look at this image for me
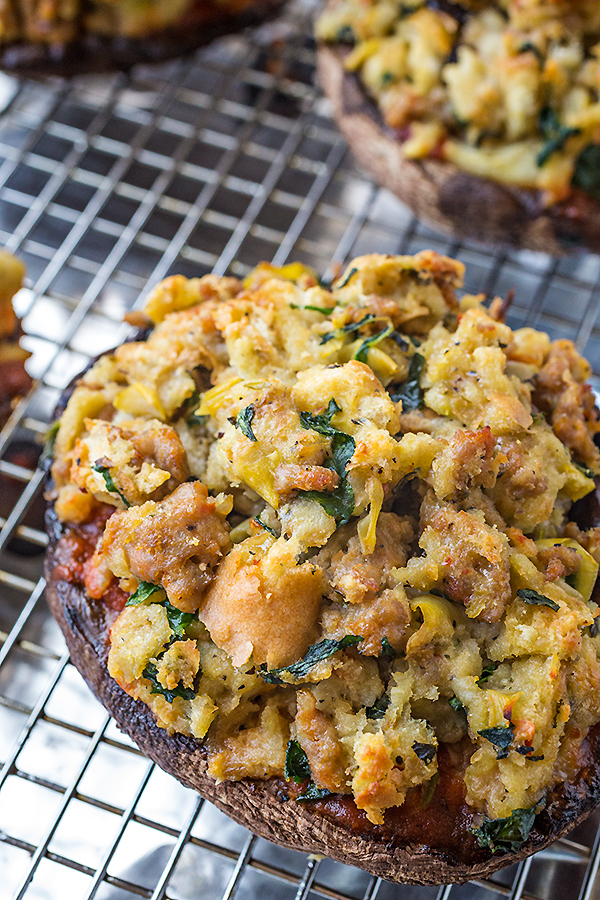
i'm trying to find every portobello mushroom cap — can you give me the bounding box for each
[0,0,286,76]
[317,43,600,256]
[43,371,600,885]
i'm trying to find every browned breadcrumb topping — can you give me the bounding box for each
[51,253,600,831]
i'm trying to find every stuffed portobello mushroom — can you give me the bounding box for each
[45,252,600,883]
[0,0,286,75]
[316,0,600,254]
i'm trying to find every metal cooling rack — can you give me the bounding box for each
[2,1,600,898]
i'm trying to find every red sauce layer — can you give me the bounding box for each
[53,505,127,612]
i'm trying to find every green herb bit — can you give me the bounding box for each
[515,746,544,761]
[125,581,163,606]
[334,265,358,288]
[260,635,362,684]
[299,398,356,524]
[449,696,465,712]
[291,303,335,315]
[518,41,543,63]
[380,71,395,86]
[320,313,375,345]
[389,353,425,411]
[285,739,312,783]
[537,106,580,168]
[412,742,436,765]
[471,806,536,853]
[91,463,131,507]
[355,324,394,363]
[235,405,257,442]
[297,783,333,802]
[516,588,560,612]
[477,661,500,686]
[163,600,198,638]
[422,771,439,809]
[573,460,595,479]
[255,514,278,537]
[478,724,514,759]
[142,661,195,703]
[366,695,390,720]
[42,420,60,462]
[380,637,397,658]
[573,143,600,202]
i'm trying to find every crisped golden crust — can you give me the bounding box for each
[44,501,600,885]
[317,43,600,254]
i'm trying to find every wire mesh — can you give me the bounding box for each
[1,2,600,898]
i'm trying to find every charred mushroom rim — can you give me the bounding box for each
[316,0,600,253]
[45,253,600,883]
[0,0,285,74]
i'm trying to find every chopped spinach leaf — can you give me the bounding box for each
[537,107,580,167]
[335,265,358,287]
[255,514,277,537]
[422,771,439,809]
[163,600,197,638]
[380,637,397,658]
[389,353,425,411]
[125,581,162,607]
[412,742,436,765]
[42,420,60,463]
[285,740,312,783]
[366,695,390,720]
[355,324,394,363]
[126,585,196,637]
[235,405,257,442]
[515,746,544,761]
[299,398,356,524]
[297,783,333,802]
[518,41,543,63]
[471,806,536,853]
[260,635,362,684]
[516,588,560,612]
[91,463,131,507]
[449,696,465,712]
[320,313,375,345]
[142,661,195,703]
[291,303,335,315]
[477,661,500,686]
[572,143,600,202]
[574,460,595,479]
[478,724,514,759]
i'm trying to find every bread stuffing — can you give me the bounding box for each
[46,252,600,875]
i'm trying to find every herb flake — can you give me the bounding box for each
[477,661,500,686]
[355,324,394,363]
[142,661,195,703]
[573,143,600,202]
[412,742,436,765]
[471,806,536,853]
[298,399,356,524]
[366,695,390,720]
[125,581,162,606]
[478,724,514,759]
[92,463,131,507]
[236,405,257,442]
[537,107,580,168]
[260,635,362,684]
[516,588,560,612]
[389,353,425,411]
[285,740,312,783]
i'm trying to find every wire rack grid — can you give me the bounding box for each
[1,2,600,899]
